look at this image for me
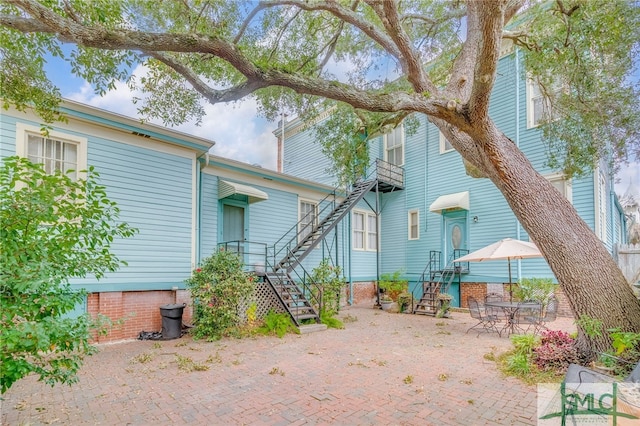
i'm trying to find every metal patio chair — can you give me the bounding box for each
[466,296,500,336]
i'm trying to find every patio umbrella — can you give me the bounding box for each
[453,238,543,302]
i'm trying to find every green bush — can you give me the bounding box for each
[514,277,556,307]
[186,249,256,340]
[0,157,136,393]
[378,270,407,302]
[258,310,296,338]
[310,259,344,315]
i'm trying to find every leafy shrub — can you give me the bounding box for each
[503,334,539,376]
[320,311,344,329]
[574,315,604,339]
[514,277,556,306]
[533,330,578,372]
[310,259,345,315]
[378,270,407,302]
[259,310,295,338]
[185,249,255,340]
[0,157,136,393]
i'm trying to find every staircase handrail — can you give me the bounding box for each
[264,250,322,324]
[272,158,403,266]
[271,187,339,266]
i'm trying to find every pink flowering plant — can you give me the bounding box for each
[533,330,579,373]
[186,249,255,340]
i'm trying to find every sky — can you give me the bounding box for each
[44,48,639,198]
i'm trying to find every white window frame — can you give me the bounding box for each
[352,209,377,252]
[408,209,420,240]
[366,213,378,251]
[16,123,88,180]
[596,170,608,242]
[527,79,562,129]
[384,124,404,166]
[298,199,318,241]
[439,131,454,154]
[545,172,572,204]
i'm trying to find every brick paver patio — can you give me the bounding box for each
[1,304,575,425]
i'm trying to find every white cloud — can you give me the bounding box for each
[616,163,640,196]
[64,65,278,170]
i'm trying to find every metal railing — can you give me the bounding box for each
[217,240,268,274]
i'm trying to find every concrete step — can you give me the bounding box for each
[297,323,327,334]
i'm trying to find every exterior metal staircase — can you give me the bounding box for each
[414,250,468,315]
[276,179,377,272]
[262,270,320,325]
[265,159,404,326]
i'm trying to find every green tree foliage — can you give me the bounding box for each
[0,157,137,393]
[185,249,256,340]
[515,0,640,176]
[310,259,345,320]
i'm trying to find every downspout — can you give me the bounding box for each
[348,210,353,305]
[195,152,207,266]
[514,48,524,283]
[376,180,381,307]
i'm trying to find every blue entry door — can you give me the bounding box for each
[223,204,245,253]
[443,213,467,307]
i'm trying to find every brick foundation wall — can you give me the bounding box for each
[348,281,376,305]
[87,290,193,343]
[458,282,573,318]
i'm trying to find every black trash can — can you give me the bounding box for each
[159,303,186,339]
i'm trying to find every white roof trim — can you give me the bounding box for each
[429,191,470,213]
[219,180,268,204]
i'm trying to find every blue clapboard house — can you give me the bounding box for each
[1,41,627,340]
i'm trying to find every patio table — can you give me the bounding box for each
[485,301,541,337]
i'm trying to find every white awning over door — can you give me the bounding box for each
[429,191,469,213]
[218,180,268,204]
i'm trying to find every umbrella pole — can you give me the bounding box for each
[508,258,513,302]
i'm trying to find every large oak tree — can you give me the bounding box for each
[1,0,639,356]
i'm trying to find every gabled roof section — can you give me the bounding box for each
[59,99,215,155]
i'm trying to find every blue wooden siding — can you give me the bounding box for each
[0,114,18,159]
[72,138,194,290]
[283,124,337,186]
[199,173,219,258]
[1,113,196,291]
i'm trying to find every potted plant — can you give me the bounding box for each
[397,292,412,313]
[436,293,453,318]
[377,270,408,303]
[380,294,394,311]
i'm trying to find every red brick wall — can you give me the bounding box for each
[87,290,193,343]
[348,281,376,305]
[460,283,488,308]
[458,283,573,317]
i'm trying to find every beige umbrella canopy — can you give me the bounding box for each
[454,238,543,301]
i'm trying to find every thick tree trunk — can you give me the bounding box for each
[464,122,640,358]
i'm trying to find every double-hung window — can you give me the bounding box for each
[299,200,317,240]
[16,123,87,180]
[527,80,561,128]
[353,210,377,251]
[545,172,572,203]
[408,209,419,240]
[384,125,404,166]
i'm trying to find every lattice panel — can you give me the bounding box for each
[237,281,285,323]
